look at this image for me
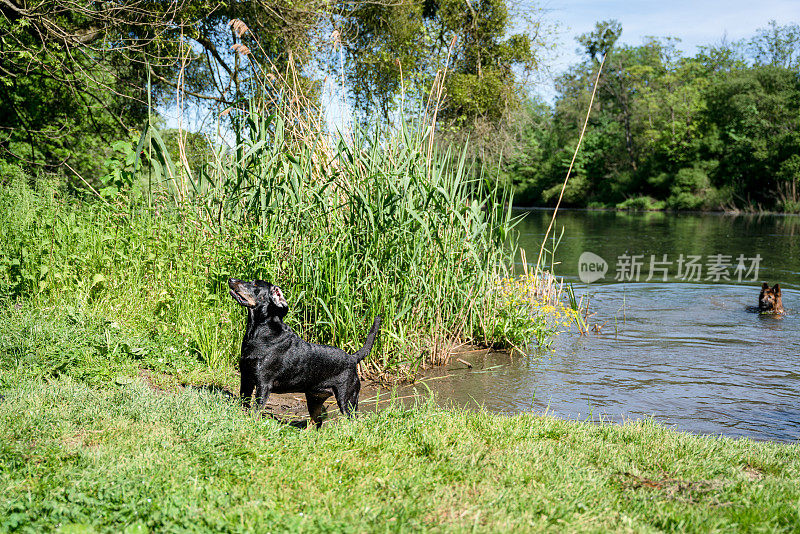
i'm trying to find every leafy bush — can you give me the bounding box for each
[616,196,666,211]
[666,167,716,210]
[542,174,590,205]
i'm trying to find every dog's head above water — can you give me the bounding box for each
[228,279,289,318]
[759,282,784,314]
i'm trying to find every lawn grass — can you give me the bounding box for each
[2,292,799,532]
[2,300,799,533]
[2,374,799,533]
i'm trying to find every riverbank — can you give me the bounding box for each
[512,205,800,216]
[2,375,799,532]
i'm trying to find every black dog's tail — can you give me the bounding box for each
[353,316,382,362]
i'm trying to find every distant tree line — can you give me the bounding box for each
[502,20,800,212]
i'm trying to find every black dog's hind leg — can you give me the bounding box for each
[347,379,361,415]
[334,378,361,418]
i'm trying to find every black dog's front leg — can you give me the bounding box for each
[306,391,332,428]
[240,360,270,411]
[240,362,256,408]
[253,382,272,412]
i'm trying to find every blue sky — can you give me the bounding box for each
[538,0,800,89]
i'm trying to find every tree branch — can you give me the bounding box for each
[149,68,234,104]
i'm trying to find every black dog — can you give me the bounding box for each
[228,279,381,426]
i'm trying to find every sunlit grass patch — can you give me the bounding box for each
[1,377,798,532]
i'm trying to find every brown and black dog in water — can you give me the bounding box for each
[758,282,784,314]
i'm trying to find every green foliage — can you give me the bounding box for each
[0,4,149,181]
[577,19,622,62]
[1,0,552,197]
[777,154,800,212]
[748,20,800,69]
[504,21,800,212]
[616,196,666,211]
[0,0,320,188]
[339,0,547,127]
[0,172,247,371]
[337,1,427,120]
[98,140,138,199]
[494,99,553,204]
[703,65,800,207]
[666,167,713,210]
[542,174,590,206]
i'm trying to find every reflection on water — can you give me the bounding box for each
[522,209,800,290]
[399,211,800,442]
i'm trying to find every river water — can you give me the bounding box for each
[403,210,800,442]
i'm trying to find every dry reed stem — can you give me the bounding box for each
[63,162,109,204]
[536,52,607,269]
[426,35,458,175]
[175,32,195,193]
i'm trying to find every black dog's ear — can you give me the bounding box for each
[773,283,781,295]
[762,282,769,290]
[270,285,288,308]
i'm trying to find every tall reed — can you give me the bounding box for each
[189,109,534,373]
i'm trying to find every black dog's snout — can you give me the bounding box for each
[228,278,257,308]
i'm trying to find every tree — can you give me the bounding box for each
[576,19,621,63]
[0,0,156,177]
[0,0,327,181]
[337,0,547,128]
[703,65,800,206]
[748,20,800,70]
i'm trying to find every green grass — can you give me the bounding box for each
[0,299,222,391]
[2,295,798,533]
[2,376,798,533]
